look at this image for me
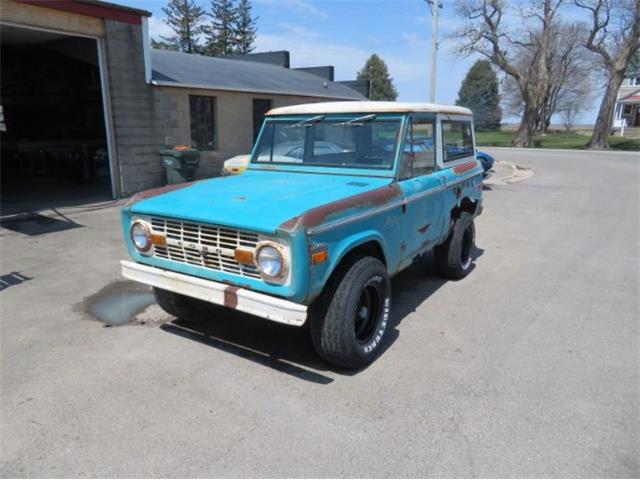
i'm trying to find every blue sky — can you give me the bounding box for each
[120,0,599,124]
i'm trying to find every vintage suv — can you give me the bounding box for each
[121,101,483,369]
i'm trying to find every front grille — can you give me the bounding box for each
[150,217,261,279]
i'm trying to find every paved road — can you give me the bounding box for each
[1,149,638,477]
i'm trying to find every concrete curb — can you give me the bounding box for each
[479,146,640,155]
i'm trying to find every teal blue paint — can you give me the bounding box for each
[128,170,391,234]
[121,110,483,307]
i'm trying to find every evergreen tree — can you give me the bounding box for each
[155,0,206,54]
[456,60,501,131]
[234,0,257,54]
[357,54,398,101]
[205,0,238,56]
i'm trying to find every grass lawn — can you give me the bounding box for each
[475,130,640,151]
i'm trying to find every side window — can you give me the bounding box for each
[398,118,436,179]
[442,120,474,162]
[411,119,435,176]
[189,95,216,150]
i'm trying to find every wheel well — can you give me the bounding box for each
[451,197,477,219]
[329,240,387,280]
[314,240,387,305]
[341,240,386,266]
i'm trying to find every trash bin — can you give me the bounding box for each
[159,145,200,184]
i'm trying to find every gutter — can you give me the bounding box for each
[150,80,365,101]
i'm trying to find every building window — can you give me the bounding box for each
[253,99,272,142]
[623,105,633,115]
[442,120,474,162]
[189,95,215,150]
[630,77,640,86]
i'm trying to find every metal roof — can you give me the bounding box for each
[150,50,366,100]
[268,101,473,116]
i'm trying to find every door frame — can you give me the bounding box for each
[0,21,119,199]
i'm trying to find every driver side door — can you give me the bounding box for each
[397,115,446,262]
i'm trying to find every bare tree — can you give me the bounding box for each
[560,94,585,129]
[575,0,640,148]
[505,22,596,132]
[455,0,565,146]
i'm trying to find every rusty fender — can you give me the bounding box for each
[278,183,403,233]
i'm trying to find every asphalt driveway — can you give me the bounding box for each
[1,148,638,477]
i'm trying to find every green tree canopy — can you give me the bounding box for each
[456,60,502,131]
[155,0,206,54]
[357,54,398,101]
[205,0,238,56]
[234,0,257,54]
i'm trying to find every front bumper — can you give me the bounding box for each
[121,260,307,326]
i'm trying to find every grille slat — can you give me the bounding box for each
[150,217,261,279]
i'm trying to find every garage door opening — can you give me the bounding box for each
[1,25,115,215]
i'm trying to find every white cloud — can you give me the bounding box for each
[255,0,328,20]
[255,29,435,100]
[277,22,319,38]
[148,16,173,41]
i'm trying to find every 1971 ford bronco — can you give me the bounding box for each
[121,101,483,369]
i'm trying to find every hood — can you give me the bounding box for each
[129,170,394,234]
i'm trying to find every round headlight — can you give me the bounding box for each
[256,244,284,279]
[130,221,151,252]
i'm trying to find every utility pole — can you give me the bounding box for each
[426,0,441,103]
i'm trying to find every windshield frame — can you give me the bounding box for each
[248,113,408,178]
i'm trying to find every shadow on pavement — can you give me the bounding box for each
[159,247,484,382]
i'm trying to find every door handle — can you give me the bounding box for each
[439,178,447,187]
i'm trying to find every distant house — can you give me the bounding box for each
[612,72,640,137]
[0,0,368,209]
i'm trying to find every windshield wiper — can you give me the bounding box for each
[333,114,377,127]
[290,115,325,128]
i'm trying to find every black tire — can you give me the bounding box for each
[309,257,391,369]
[153,287,212,321]
[435,211,476,280]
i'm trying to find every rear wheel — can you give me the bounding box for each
[435,212,476,279]
[153,287,212,321]
[309,257,391,369]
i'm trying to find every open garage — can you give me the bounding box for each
[0,24,114,211]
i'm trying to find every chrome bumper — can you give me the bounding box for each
[121,260,307,326]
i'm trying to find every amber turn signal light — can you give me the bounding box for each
[150,233,166,247]
[234,248,254,265]
[310,249,328,265]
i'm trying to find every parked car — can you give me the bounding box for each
[121,101,484,369]
[221,141,347,175]
[476,150,495,177]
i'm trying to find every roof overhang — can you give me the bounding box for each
[16,0,151,25]
[150,80,364,101]
[620,95,640,104]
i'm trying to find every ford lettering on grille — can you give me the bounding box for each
[150,217,261,279]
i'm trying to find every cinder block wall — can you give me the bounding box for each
[104,22,345,195]
[152,87,328,179]
[103,20,162,196]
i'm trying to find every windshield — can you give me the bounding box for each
[252,116,402,170]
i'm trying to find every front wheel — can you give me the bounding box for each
[153,287,213,321]
[309,257,391,369]
[435,211,476,280]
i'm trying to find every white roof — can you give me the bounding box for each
[268,101,472,116]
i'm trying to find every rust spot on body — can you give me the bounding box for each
[279,183,402,232]
[418,223,430,234]
[453,160,478,175]
[224,286,240,309]
[125,181,196,207]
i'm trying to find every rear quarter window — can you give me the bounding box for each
[442,120,474,162]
